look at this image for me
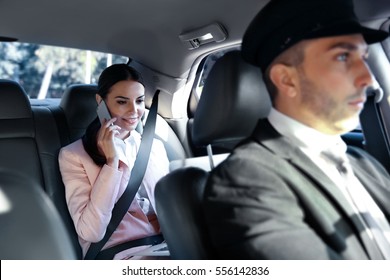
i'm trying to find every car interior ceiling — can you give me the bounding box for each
[0,0,265,79]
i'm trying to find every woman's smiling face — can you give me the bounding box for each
[104,79,145,138]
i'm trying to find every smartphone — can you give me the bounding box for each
[96,100,112,125]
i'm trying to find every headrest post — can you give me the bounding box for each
[206,144,215,169]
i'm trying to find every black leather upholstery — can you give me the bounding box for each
[33,105,83,258]
[155,51,271,259]
[0,80,41,185]
[59,84,99,143]
[0,80,34,139]
[0,171,76,259]
[155,168,215,259]
[0,80,32,120]
[0,79,77,259]
[192,50,271,149]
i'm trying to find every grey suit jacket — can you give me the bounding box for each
[203,119,390,259]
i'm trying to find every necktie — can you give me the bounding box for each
[322,150,390,259]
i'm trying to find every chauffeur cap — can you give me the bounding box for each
[241,0,389,72]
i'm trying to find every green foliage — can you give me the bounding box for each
[0,42,127,98]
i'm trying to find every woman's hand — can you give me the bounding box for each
[96,118,121,169]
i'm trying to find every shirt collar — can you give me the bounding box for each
[115,130,142,166]
[268,108,347,155]
[122,130,141,144]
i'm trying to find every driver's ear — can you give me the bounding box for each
[269,63,299,98]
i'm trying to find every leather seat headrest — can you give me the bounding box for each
[59,84,98,141]
[0,79,32,119]
[0,79,34,138]
[192,51,271,147]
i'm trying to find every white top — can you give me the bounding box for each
[268,108,347,187]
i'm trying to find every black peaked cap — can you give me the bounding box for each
[241,0,389,72]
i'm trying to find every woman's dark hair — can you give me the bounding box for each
[82,64,144,166]
[96,63,144,99]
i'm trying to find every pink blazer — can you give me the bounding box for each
[58,135,169,259]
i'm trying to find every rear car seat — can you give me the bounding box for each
[35,83,188,258]
[0,79,76,259]
[57,84,188,161]
[31,83,189,259]
[33,102,84,258]
[0,74,190,259]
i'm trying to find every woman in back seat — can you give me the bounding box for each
[58,64,169,259]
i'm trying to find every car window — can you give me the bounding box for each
[0,42,128,99]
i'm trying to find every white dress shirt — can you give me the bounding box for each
[268,108,347,186]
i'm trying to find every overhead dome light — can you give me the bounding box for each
[179,23,227,50]
[0,187,12,214]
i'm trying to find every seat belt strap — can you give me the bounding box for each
[84,90,160,260]
[95,234,164,260]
